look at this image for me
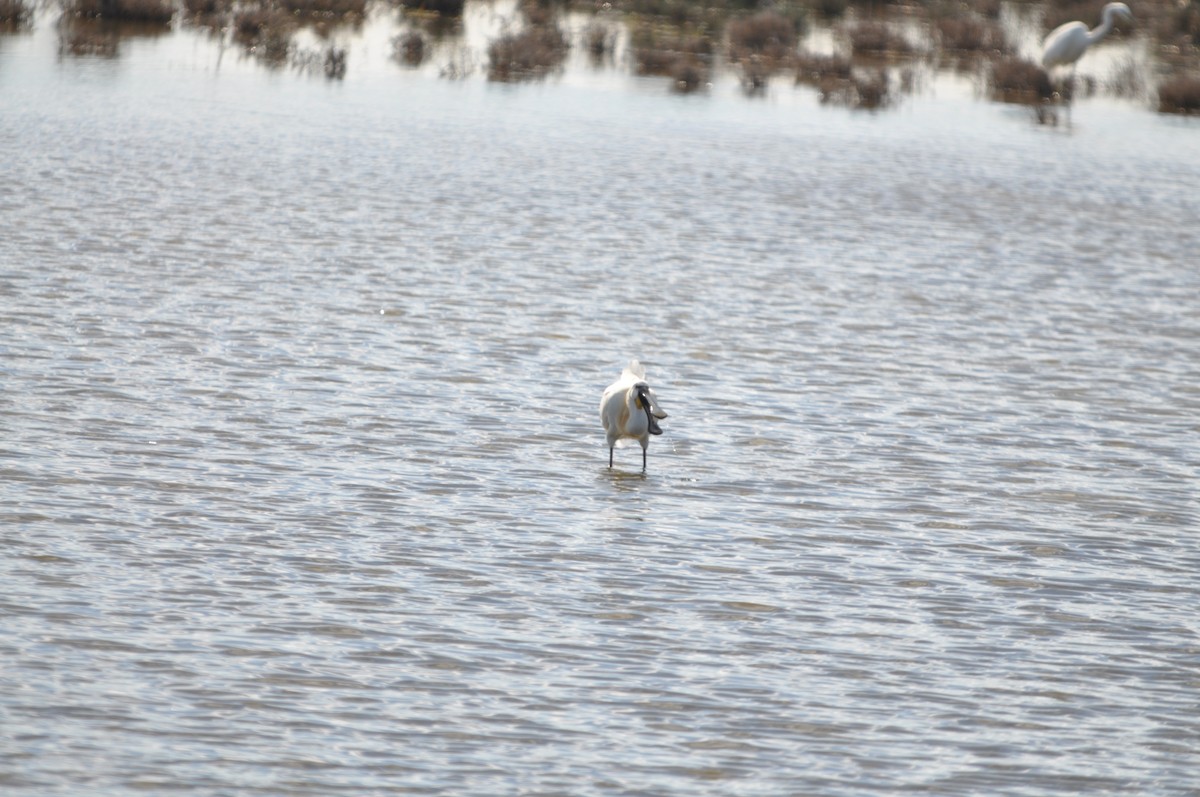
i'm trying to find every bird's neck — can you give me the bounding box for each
[1089,9,1118,43]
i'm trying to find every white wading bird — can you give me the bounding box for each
[599,360,668,470]
[1042,2,1133,75]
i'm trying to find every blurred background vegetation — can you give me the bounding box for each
[2,0,1198,112]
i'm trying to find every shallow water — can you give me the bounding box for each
[2,13,1200,796]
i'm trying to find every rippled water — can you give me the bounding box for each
[3,18,1200,796]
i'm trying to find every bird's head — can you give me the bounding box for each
[1106,2,1134,26]
[634,383,666,435]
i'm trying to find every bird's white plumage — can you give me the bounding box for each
[1042,2,1132,69]
[599,360,668,469]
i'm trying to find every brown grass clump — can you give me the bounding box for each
[727,10,799,67]
[393,30,426,65]
[583,22,614,62]
[852,68,890,108]
[632,24,713,77]
[182,0,240,35]
[988,55,1053,102]
[811,0,847,19]
[616,0,705,29]
[812,66,893,109]
[182,0,231,26]
[934,15,1011,57]
[847,20,916,57]
[70,0,173,24]
[234,7,296,64]
[182,0,224,15]
[794,50,852,85]
[1158,74,1200,113]
[974,0,1003,20]
[1154,0,1200,55]
[58,18,120,55]
[794,49,894,109]
[0,0,32,30]
[1173,0,1200,47]
[634,44,676,75]
[487,24,569,81]
[518,0,555,27]
[671,56,707,92]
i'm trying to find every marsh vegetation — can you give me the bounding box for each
[6,0,1200,113]
[1,0,32,30]
[1158,73,1200,112]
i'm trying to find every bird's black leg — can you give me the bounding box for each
[609,447,613,468]
[642,448,647,471]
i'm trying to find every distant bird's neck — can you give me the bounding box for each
[1089,9,1118,44]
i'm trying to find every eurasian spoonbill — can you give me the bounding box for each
[599,360,668,470]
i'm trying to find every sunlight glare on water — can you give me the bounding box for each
[1,13,1199,796]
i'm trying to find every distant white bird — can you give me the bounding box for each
[1042,2,1133,73]
[599,360,668,470]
